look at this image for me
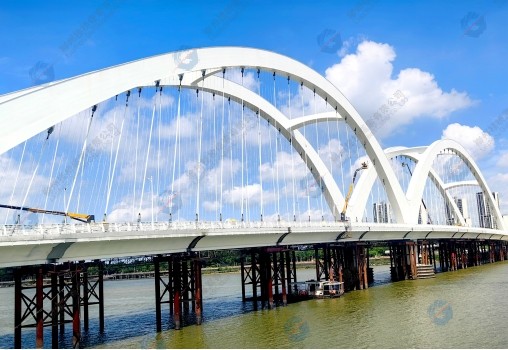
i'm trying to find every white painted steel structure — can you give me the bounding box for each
[0,220,506,268]
[0,47,506,268]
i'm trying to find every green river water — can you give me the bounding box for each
[1,262,508,348]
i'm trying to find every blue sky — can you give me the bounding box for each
[1,0,508,221]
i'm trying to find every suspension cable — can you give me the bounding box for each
[65,105,96,215]
[170,79,182,222]
[139,87,157,214]
[5,141,27,224]
[42,123,62,223]
[288,77,296,221]
[156,88,162,222]
[257,99,264,223]
[196,71,205,222]
[301,83,310,221]
[220,69,225,222]
[132,88,141,220]
[20,127,53,220]
[104,92,129,220]
[273,73,280,221]
[240,68,245,222]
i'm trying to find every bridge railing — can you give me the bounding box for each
[0,220,352,238]
[1,221,504,242]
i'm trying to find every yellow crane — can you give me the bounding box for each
[340,162,368,221]
[0,204,95,223]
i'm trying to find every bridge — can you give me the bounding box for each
[0,47,507,348]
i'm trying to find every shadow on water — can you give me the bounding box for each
[0,296,272,349]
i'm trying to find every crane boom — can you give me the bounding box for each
[341,162,368,221]
[0,204,95,223]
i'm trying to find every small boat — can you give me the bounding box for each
[289,280,344,299]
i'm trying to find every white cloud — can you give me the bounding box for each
[225,69,260,92]
[318,138,344,169]
[159,114,196,139]
[441,123,494,160]
[279,86,333,119]
[260,151,308,182]
[325,41,475,138]
[224,183,263,205]
[203,200,219,212]
[203,158,241,190]
[495,152,508,168]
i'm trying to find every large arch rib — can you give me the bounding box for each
[406,139,505,230]
[176,73,345,219]
[0,47,409,223]
[348,145,466,226]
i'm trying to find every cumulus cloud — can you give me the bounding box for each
[441,123,494,160]
[224,183,263,205]
[325,41,475,138]
[318,138,344,170]
[260,151,308,182]
[159,114,196,139]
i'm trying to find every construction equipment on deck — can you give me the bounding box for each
[0,204,95,223]
[341,162,368,221]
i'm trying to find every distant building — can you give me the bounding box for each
[454,197,471,227]
[418,205,430,225]
[373,202,391,223]
[476,192,497,229]
[492,192,500,209]
[445,202,455,225]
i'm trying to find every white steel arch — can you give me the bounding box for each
[406,139,504,229]
[176,73,346,219]
[0,47,501,228]
[349,141,504,230]
[0,47,409,223]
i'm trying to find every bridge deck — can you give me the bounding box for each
[0,221,506,268]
